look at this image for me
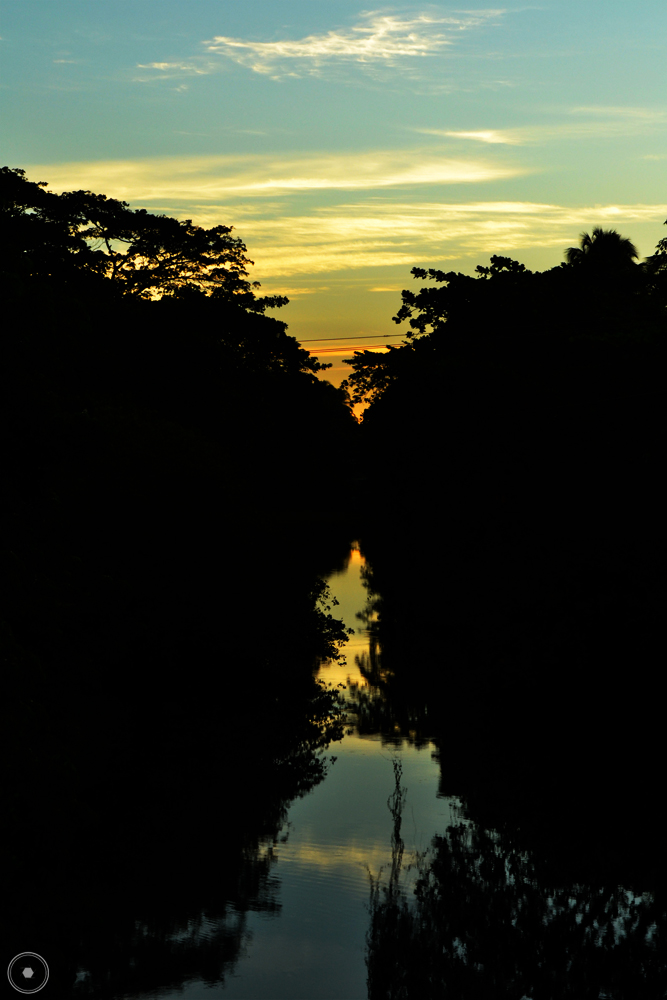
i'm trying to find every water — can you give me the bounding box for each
[67,540,667,998]
[155,544,451,1000]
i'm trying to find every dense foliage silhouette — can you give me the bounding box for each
[1,166,357,993]
[358,537,667,998]
[4,159,667,994]
[1,165,291,308]
[343,225,667,406]
[344,230,667,995]
[344,226,667,545]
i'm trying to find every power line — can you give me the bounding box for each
[298,333,407,343]
[308,346,390,354]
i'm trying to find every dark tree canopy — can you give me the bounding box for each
[1,165,334,378]
[565,226,639,268]
[0,165,287,309]
[342,223,667,407]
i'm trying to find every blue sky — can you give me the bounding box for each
[3,1,667,378]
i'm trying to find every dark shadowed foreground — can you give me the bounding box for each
[356,525,667,998]
[1,166,359,994]
[3,168,667,996]
[350,229,667,997]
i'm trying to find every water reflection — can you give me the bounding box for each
[25,530,665,998]
[358,526,667,999]
[5,531,353,999]
[210,542,449,1000]
[368,791,667,998]
[56,538,449,1000]
[316,543,374,694]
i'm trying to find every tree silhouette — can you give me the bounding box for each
[0,165,288,309]
[565,226,639,269]
[642,214,667,308]
[343,223,667,409]
[1,165,338,377]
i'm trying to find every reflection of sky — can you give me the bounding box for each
[208,740,456,1000]
[223,745,455,1000]
[154,548,455,1000]
[317,544,372,689]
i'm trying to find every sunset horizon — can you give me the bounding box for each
[4,1,667,383]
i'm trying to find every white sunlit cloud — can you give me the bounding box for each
[201,9,505,78]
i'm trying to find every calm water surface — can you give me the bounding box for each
[154,545,451,1000]
[78,540,667,999]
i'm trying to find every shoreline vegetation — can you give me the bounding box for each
[2,165,667,994]
[349,231,667,993]
[1,165,358,991]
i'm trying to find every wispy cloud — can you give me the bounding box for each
[571,105,667,121]
[133,9,506,88]
[29,150,522,202]
[24,157,667,278]
[226,201,667,276]
[428,129,523,144]
[418,106,667,145]
[134,60,216,82]
[253,284,328,299]
[201,9,505,78]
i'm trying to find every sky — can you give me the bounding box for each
[3,0,667,384]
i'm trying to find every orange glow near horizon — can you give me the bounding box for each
[303,343,388,420]
[347,546,364,566]
[306,344,391,357]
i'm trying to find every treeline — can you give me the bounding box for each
[359,518,667,997]
[0,163,357,746]
[345,227,667,531]
[348,225,667,842]
[1,166,356,987]
[349,230,667,997]
[1,164,358,506]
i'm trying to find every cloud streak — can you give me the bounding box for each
[30,150,521,202]
[134,60,217,82]
[25,156,667,278]
[202,9,505,78]
[229,201,667,276]
[418,106,667,145]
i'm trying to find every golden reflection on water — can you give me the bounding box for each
[210,544,449,999]
[316,543,374,691]
[274,839,391,875]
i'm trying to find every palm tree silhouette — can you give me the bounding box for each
[565,227,639,269]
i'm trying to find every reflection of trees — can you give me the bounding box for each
[23,657,346,998]
[73,837,281,999]
[3,534,350,997]
[348,648,431,748]
[367,780,667,1000]
[358,522,667,995]
[344,563,433,748]
[355,523,666,870]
